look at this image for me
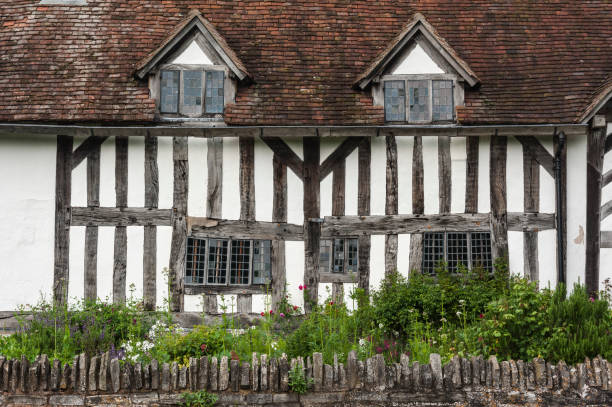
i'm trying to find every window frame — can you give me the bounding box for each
[159,65,226,117]
[421,231,493,274]
[184,236,272,287]
[381,73,457,124]
[319,237,359,282]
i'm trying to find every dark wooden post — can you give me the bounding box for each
[523,143,540,282]
[53,135,73,307]
[438,135,451,214]
[465,136,479,214]
[84,140,101,302]
[357,138,371,294]
[143,133,159,310]
[271,153,288,309]
[169,136,188,312]
[113,136,128,304]
[490,133,508,264]
[238,137,255,314]
[204,137,223,314]
[554,132,567,285]
[303,136,320,313]
[585,116,606,295]
[331,154,346,303]
[385,133,398,276]
[409,136,424,273]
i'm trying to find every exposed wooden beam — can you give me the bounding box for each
[490,135,508,262]
[71,135,109,170]
[271,153,288,309]
[143,133,159,311]
[523,148,540,283]
[53,135,73,306]
[113,136,128,305]
[357,138,371,294]
[84,142,100,302]
[385,133,398,276]
[605,134,612,155]
[515,136,554,178]
[603,169,612,187]
[207,137,223,218]
[302,137,320,312]
[260,136,304,180]
[238,137,256,313]
[438,135,451,214]
[465,136,479,214]
[409,135,424,273]
[331,158,346,303]
[601,200,612,222]
[71,207,172,226]
[507,213,555,232]
[169,136,188,312]
[319,137,363,181]
[554,133,567,284]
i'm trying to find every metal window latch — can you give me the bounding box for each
[309,218,325,223]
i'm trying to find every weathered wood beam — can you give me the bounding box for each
[523,147,540,282]
[143,133,159,311]
[53,135,73,306]
[601,201,612,222]
[84,142,100,302]
[238,137,256,313]
[515,136,554,178]
[554,133,567,284]
[71,207,172,226]
[71,135,109,170]
[113,136,128,305]
[331,157,346,303]
[409,136,424,273]
[465,136,479,214]
[320,273,359,284]
[302,137,320,312]
[601,231,612,249]
[185,285,268,296]
[271,154,288,309]
[605,134,612,155]
[260,136,304,180]
[169,136,188,312]
[385,133,398,276]
[603,169,612,188]
[207,137,223,218]
[490,135,508,263]
[319,137,363,181]
[190,219,303,240]
[357,138,371,294]
[507,213,555,232]
[585,117,606,295]
[438,135,451,213]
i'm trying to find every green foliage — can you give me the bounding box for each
[288,364,313,394]
[181,390,218,407]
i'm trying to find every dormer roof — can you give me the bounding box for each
[356,13,479,89]
[135,9,250,81]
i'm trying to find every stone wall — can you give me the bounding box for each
[0,352,611,406]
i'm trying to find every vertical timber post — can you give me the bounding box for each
[554,132,567,286]
[357,138,371,295]
[205,137,223,314]
[385,133,398,276]
[331,151,346,303]
[438,135,451,214]
[409,136,424,273]
[53,135,73,307]
[523,141,540,282]
[490,133,508,265]
[169,136,188,312]
[465,136,479,214]
[303,136,320,313]
[271,152,288,309]
[585,115,606,295]
[143,132,159,310]
[238,137,255,314]
[113,136,128,304]
[84,137,101,302]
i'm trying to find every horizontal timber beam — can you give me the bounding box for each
[71,207,172,226]
[189,217,304,240]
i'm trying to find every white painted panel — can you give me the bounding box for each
[478,136,491,212]
[254,138,273,222]
[450,137,466,213]
[599,124,612,290]
[507,231,524,277]
[320,174,333,218]
[68,227,86,304]
[397,137,413,214]
[538,229,557,289]
[370,137,386,215]
[157,226,173,309]
[171,40,213,65]
[320,138,342,164]
[285,241,305,310]
[391,44,445,75]
[422,136,439,214]
[319,283,332,303]
[157,137,174,209]
[252,294,267,314]
[397,234,411,277]
[222,137,240,220]
[506,138,524,212]
[71,136,88,207]
[97,226,115,301]
[537,137,556,214]
[126,226,144,299]
[99,137,116,207]
[128,137,145,207]
[188,137,207,217]
[369,235,385,291]
[286,139,304,224]
[566,135,587,289]
[345,149,359,216]
[184,295,203,312]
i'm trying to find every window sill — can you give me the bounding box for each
[319,272,358,284]
[184,284,270,296]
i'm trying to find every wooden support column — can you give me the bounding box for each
[113,136,128,304]
[385,133,398,276]
[143,133,158,311]
[331,156,346,303]
[271,154,288,309]
[585,116,606,295]
[238,137,255,314]
[205,137,222,314]
[465,136,479,214]
[169,136,188,312]
[53,135,73,306]
[438,135,451,214]
[84,141,101,302]
[409,136,424,273]
[554,133,567,284]
[523,144,540,282]
[490,134,508,264]
[303,137,320,313]
[357,138,371,295]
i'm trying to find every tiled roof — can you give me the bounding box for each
[0,1,610,125]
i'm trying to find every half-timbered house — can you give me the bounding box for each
[0,1,611,314]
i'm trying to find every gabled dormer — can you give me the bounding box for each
[135,10,250,122]
[356,13,479,124]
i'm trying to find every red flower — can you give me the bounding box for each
[293,305,299,311]
[376,347,383,353]
[269,310,274,315]
[260,312,265,317]
[329,301,334,306]
[479,313,485,319]
[303,285,307,290]
[200,344,207,352]
[478,336,483,342]
[298,285,303,290]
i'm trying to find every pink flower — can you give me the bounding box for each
[329,301,334,306]
[299,285,303,291]
[303,285,307,290]
[479,313,485,319]
[590,297,595,303]
[376,347,383,353]
[280,313,285,318]
[269,310,274,315]
[293,305,299,311]
[260,312,265,317]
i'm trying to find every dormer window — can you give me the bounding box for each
[384,76,454,122]
[160,68,224,116]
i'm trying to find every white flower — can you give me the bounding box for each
[458,299,465,304]
[271,341,278,350]
[378,323,384,329]
[440,317,447,323]
[456,311,462,317]
[359,338,367,347]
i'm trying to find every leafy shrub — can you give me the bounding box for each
[288,364,313,394]
[181,390,218,407]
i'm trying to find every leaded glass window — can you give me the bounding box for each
[423,232,445,274]
[432,80,454,121]
[186,237,206,284]
[408,80,430,122]
[471,232,493,272]
[230,239,251,285]
[319,240,333,273]
[346,238,358,274]
[207,238,228,285]
[320,238,359,274]
[333,239,345,273]
[447,232,469,273]
[252,240,272,284]
[205,70,224,114]
[422,231,493,274]
[384,80,406,121]
[183,70,202,115]
[160,70,179,113]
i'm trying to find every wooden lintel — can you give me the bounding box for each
[319,137,364,181]
[71,135,109,170]
[260,136,304,180]
[190,218,304,240]
[320,272,359,284]
[71,207,173,226]
[185,285,268,296]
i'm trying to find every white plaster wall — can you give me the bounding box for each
[506,138,524,277]
[600,123,612,290]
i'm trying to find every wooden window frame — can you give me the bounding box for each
[319,237,359,283]
[422,231,493,274]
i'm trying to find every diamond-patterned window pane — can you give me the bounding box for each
[432,80,454,121]
[471,232,493,272]
[346,238,358,274]
[186,237,206,284]
[423,232,445,274]
[207,239,228,284]
[230,239,251,285]
[384,80,406,121]
[333,238,345,273]
[183,70,202,114]
[205,70,224,114]
[319,240,332,273]
[408,80,430,122]
[160,70,179,113]
[447,232,469,273]
[252,240,272,285]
